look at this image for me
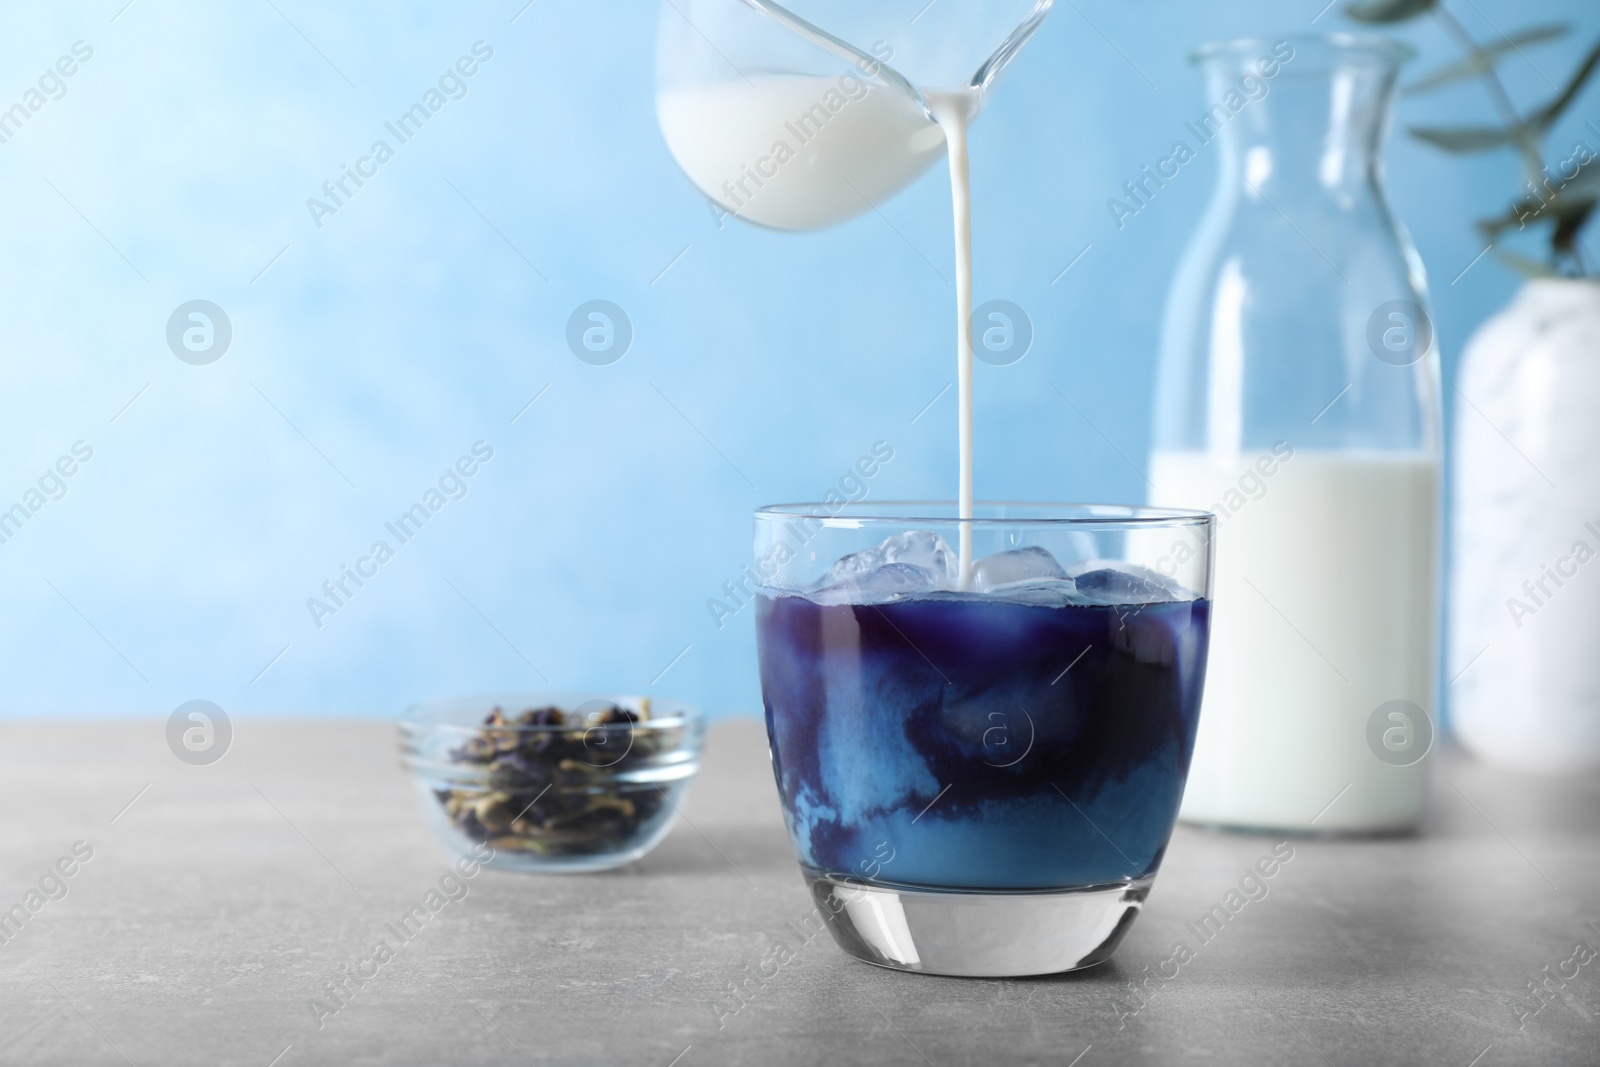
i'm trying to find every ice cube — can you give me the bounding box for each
[971,546,1067,592]
[979,577,1080,607]
[813,563,938,605]
[817,531,958,590]
[817,545,883,586]
[880,531,959,586]
[1067,563,1183,605]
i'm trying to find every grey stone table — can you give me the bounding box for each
[1,717,1597,1066]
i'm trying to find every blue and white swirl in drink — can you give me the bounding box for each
[753,503,1214,977]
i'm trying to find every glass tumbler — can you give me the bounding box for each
[753,502,1213,977]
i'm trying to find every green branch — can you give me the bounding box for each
[1347,0,1600,274]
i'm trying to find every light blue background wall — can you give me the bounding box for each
[0,0,1593,718]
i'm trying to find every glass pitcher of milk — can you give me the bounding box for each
[1149,34,1442,833]
[656,0,1052,231]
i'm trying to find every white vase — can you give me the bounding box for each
[1450,278,1600,774]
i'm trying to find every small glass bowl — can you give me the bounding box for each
[400,693,705,873]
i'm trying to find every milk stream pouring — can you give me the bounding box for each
[656,0,1052,579]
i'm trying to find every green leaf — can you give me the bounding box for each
[1409,124,1524,152]
[1405,24,1570,95]
[1344,0,1433,24]
[1479,159,1600,242]
[1407,38,1600,157]
[1527,37,1600,131]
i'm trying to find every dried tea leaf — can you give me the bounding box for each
[436,701,668,858]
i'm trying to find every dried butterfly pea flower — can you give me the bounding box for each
[438,702,666,857]
[517,706,566,727]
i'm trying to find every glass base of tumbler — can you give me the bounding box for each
[806,874,1151,978]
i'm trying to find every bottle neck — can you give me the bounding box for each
[1199,55,1397,204]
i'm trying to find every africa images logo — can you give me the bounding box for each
[166,300,232,365]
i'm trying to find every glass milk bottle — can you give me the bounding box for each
[1149,34,1441,832]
